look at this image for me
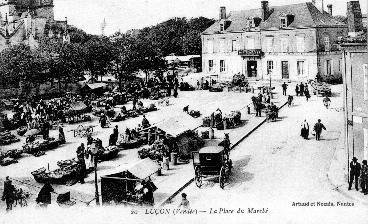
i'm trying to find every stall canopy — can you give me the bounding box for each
[155,116,201,137]
[108,158,160,180]
[85,83,107,90]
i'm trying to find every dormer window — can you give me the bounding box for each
[246,17,255,28]
[280,17,287,28]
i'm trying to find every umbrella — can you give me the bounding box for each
[24,129,41,137]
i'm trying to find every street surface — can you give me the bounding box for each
[167,85,368,223]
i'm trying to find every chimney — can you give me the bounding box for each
[219,6,226,20]
[261,1,270,20]
[327,4,332,16]
[312,0,316,5]
[347,1,364,33]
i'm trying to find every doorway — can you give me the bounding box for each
[247,61,257,77]
[281,61,289,79]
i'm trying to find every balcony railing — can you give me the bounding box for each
[238,49,263,57]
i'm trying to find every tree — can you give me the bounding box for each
[84,37,115,82]
[110,34,140,92]
[0,44,50,97]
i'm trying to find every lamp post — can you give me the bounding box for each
[90,142,101,206]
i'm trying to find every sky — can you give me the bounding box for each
[53,0,368,35]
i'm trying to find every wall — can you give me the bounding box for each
[317,51,343,81]
[316,27,348,52]
[342,44,368,162]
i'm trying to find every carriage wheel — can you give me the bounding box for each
[219,166,225,189]
[195,167,202,188]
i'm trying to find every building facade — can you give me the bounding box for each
[0,0,69,51]
[202,1,349,82]
[341,40,368,164]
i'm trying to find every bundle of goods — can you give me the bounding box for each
[137,140,167,160]
[201,130,209,139]
[68,115,92,124]
[31,165,79,185]
[0,131,20,145]
[0,149,23,166]
[179,82,195,91]
[0,157,18,166]
[92,108,115,118]
[223,111,242,129]
[188,110,201,118]
[117,138,144,150]
[57,158,78,169]
[209,84,224,92]
[17,126,28,136]
[310,80,332,96]
[202,116,211,127]
[176,130,205,160]
[142,104,158,113]
[111,114,126,122]
[23,138,60,157]
[99,146,119,161]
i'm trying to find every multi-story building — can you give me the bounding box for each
[340,0,368,165]
[201,1,349,82]
[0,0,69,51]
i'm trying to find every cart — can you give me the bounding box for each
[192,146,232,189]
[73,125,94,138]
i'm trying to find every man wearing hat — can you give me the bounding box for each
[2,176,15,211]
[348,157,361,191]
[219,133,231,157]
[178,193,190,209]
[313,119,326,141]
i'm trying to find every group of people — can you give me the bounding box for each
[300,119,326,141]
[348,157,368,195]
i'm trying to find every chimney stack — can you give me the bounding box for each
[219,6,226,20]
[347,1,364,34]
[327,4,332,16]
[261,1,270,21]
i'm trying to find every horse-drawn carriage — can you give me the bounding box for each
[192,146,232,189]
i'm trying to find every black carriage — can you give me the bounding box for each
[192,146,232,189]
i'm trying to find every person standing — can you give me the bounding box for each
[113,125,119,143]
[313,119,326,141]
[36,182,54,208]
[300,119,309,139]
[178,193,190,209]
[197,80,200,90]
[281,82,288,96]
[299,82,305,96]
[323,96,331,109]
[304,87,311,102]
[2,176,15,211]
[58,126,65,144]
[295,84,299,96]
[348,157,361,191]
[219,133,231,157]
[361,160,368,195]
[76,143,86,184]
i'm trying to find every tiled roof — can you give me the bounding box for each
[203,2,346,34]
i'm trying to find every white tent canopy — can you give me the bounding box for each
[154,116,201,137]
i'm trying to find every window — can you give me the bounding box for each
[232,40,237,52]
[326,60,332,76]
[296,36,305,52]
[208,40,214,53]
[247,38,255,49]
[297,61,305,76]
[364,64,368,100]
[338,60,341,72]
[220,60,226,72]
[280,38,289,52]
[324,36,330,51]
[247,19,255,28]
[208,60,214,72]
[220,23,224,32]
[266,37,273,52]
[267,61,274,75]
[280,17,287,28]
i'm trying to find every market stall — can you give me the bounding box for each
[101,158,159,206]
[64,101,91,124]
